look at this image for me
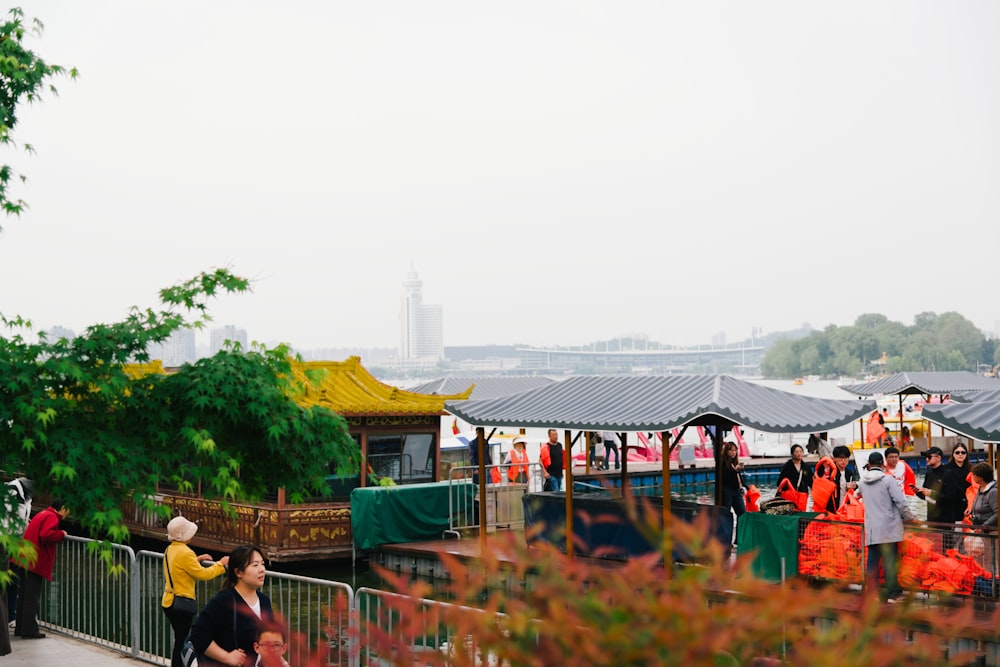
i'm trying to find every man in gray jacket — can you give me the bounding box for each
[857,451,916,603]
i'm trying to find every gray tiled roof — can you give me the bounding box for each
[409,376,555,400]
[445,374,875,433]
[951,389,1000,403]
[838,372,1000,397]
[920,401,1000,443]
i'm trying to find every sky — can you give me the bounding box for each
[1,1,998,352]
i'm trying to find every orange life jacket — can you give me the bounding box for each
[811,457,837,512]
[963,472,977,525]
[777,478,808,512]
[745,484,761,512]
[866,411,886,445]
[507,448,529,483]
[836,489,865,522]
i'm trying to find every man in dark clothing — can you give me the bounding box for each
[915,446,949,523]
[831,445,859,510]
[540,429,564,492]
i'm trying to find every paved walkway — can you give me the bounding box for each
[3,631,144,665]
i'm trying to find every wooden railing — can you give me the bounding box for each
[121,492,355,561]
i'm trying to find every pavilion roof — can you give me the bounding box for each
[838,371,1000,397]
[446,374,874,433]
[128,356,471,417]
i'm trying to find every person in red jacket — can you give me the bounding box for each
[13,499,69,639]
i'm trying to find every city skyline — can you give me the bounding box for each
[1,3,998,351]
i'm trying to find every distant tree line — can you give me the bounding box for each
[760,312,999,378]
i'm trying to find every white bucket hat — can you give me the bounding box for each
[166,516,198,543]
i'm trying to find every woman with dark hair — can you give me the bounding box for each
[966,462,998,529]
[189,545,274,667]
[940,443,973,524]
[720,441,747,519]
[777,444,813,495]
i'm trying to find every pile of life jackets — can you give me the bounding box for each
[798,499,995,595]
[798,490,866,582]
[898,534,994,595]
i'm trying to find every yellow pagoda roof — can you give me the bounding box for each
[288,356,472,416]
[124,356,470,416]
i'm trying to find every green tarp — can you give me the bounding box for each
[736,511,818,582]
[351,481,476,550]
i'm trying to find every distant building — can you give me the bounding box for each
[44,325,75,342]
[399,270,443,360]
[516,341,765,375]
[210,325,248,355]
[149,329,196,366]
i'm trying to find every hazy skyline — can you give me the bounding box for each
[1,2,998,351]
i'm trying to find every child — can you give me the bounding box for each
[254,622,291,667]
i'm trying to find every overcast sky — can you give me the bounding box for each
[1,1,997,352]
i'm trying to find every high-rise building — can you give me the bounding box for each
[148,329,196,366]
[400,270,443,360]
[210,325,248,355]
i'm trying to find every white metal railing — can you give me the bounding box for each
[445,463,544,537]
[36,537,353,666]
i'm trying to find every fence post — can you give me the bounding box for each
[130,547,141,659]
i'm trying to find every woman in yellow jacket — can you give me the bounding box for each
[161,516,229,667]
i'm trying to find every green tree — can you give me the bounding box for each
[0,8,76,220]
[854,313,888,329]
[1,269,360,568]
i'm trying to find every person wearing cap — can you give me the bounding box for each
[857,451,916,603]
[504,436,531,484]
[914,446,950,523]
[162,516,230,667]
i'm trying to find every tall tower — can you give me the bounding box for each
[400,269,443,360]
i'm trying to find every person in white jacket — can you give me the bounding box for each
[857,451,917,603]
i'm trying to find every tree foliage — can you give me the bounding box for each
[0,7,76,220]
[761,312,991,378]
[0,268,360,551]
[349,504,986,666]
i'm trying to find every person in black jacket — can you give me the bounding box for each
[830,445,859,511]
[720,441,747,518]
[939,443,972,524]
[915,447,949,523]
[777,444,813,496]
[189,545,274,667]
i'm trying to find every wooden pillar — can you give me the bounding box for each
[564,429,574,560]
[476,427,487,553]
[359,429,368,488]
[662,431,672,581]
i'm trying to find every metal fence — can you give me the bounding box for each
[37,536,353,666]
[445,463,544,537]
[354,586,526,667]
[797,516,999,597]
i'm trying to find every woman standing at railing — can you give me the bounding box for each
[161,516,230,667]
[189,545,274,667]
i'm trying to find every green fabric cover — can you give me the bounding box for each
[736,511,818,582]
[351,481,476,550]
